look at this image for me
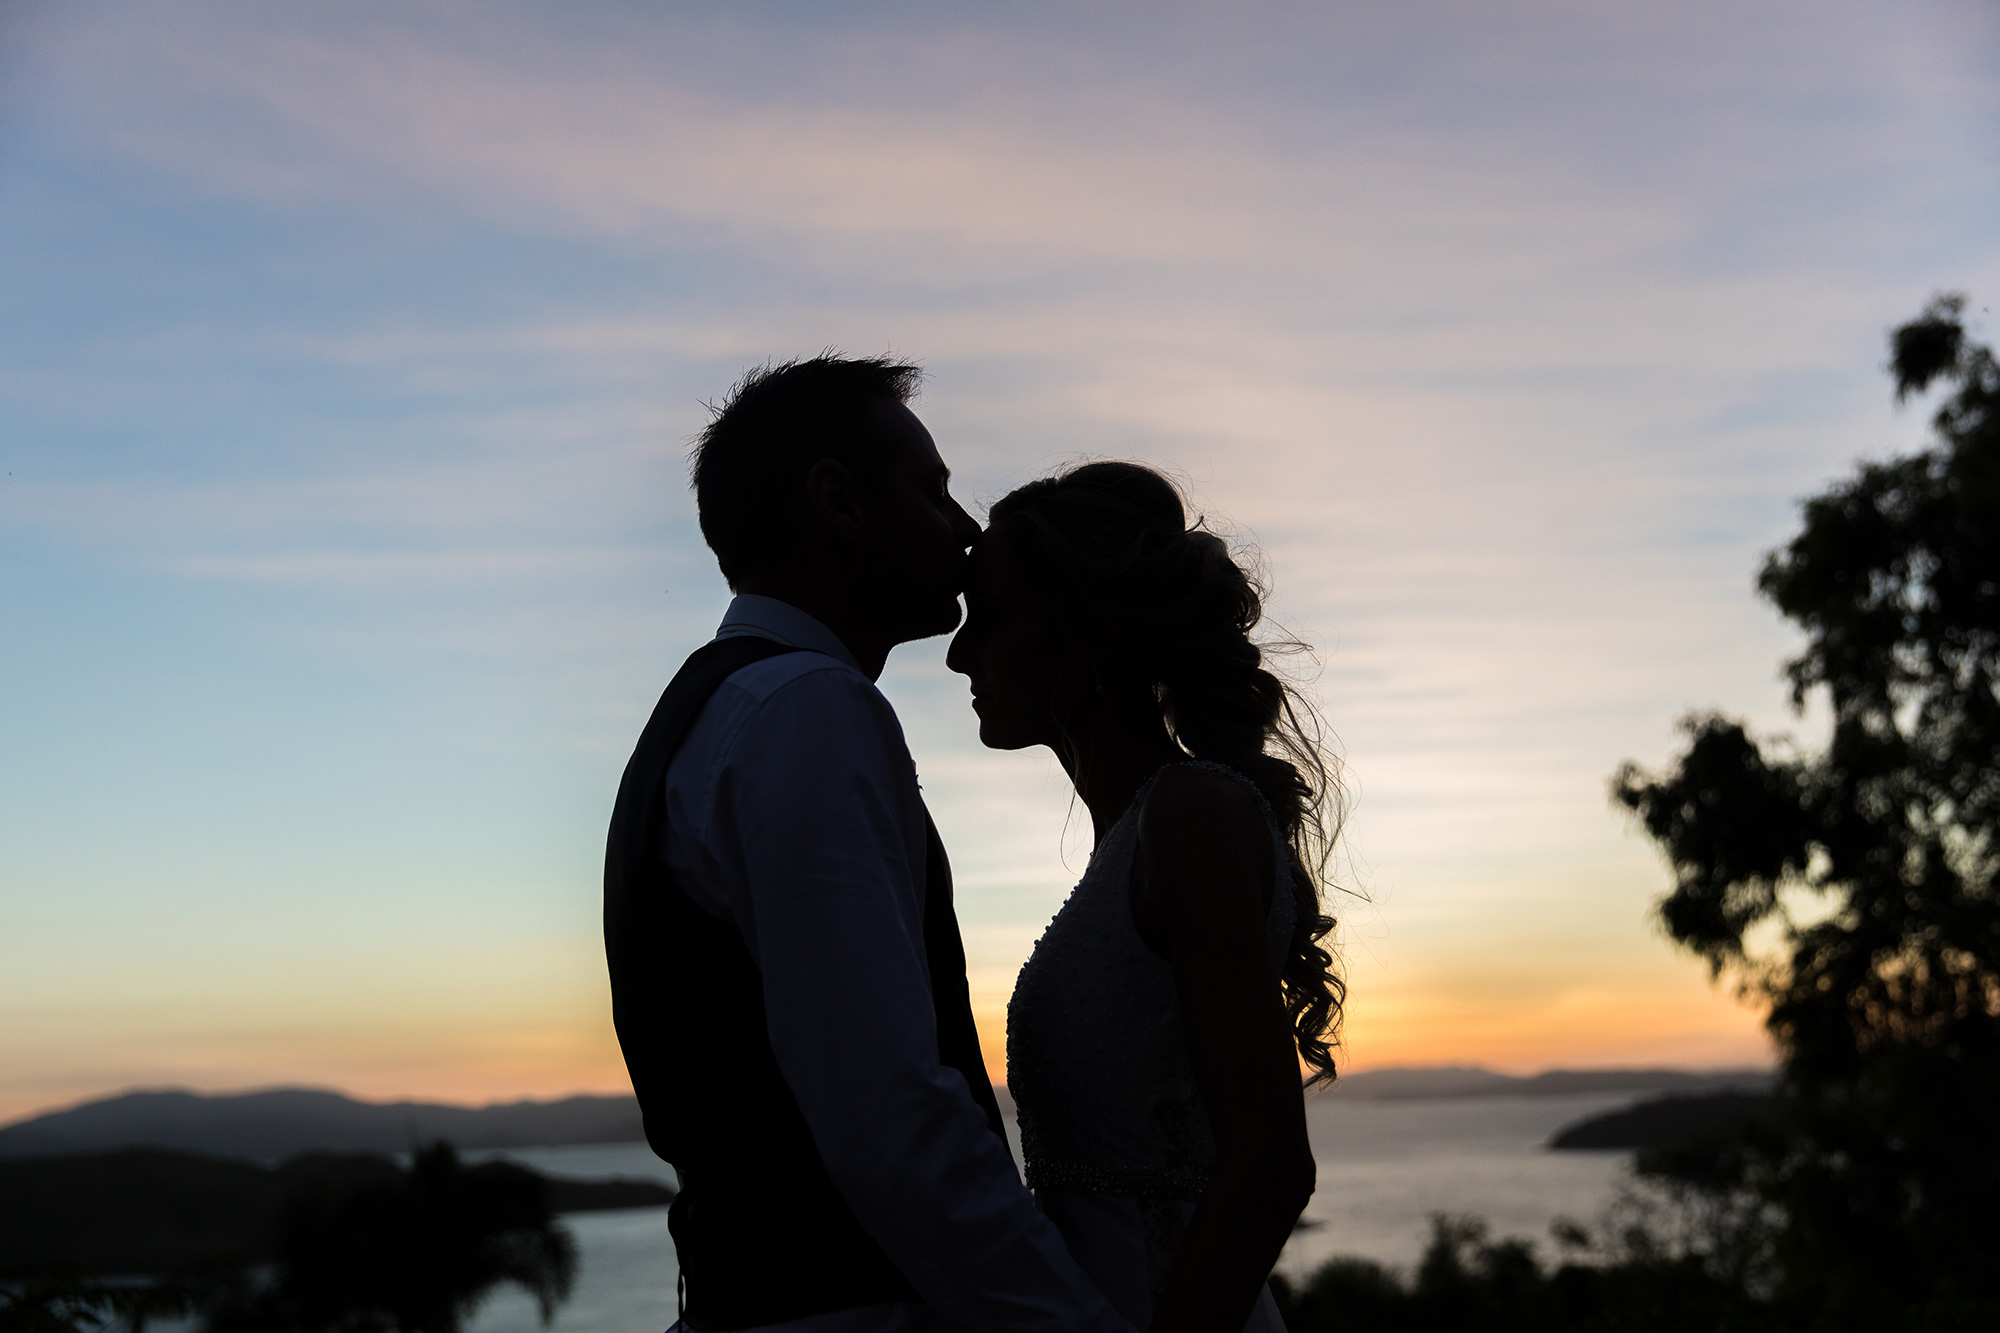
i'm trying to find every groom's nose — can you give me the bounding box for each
[948,498,979,549]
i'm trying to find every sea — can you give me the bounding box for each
[464,1091,1642,1333]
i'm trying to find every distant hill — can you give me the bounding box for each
[1329,1065,1772,1100]
[1,1068,1776,1164]
[0,1088,645,1161]
[1548,1091,1773,1151]
[0,1147,674,1275]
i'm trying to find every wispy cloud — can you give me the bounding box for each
[164,546,655,587]
[44,0,1995,292]
[3,0,1996,1108]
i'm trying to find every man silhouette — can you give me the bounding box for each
[605,357,1126,1333]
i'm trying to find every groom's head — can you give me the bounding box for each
[692,355,979,642]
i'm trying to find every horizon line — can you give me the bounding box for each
[2,1059,1780,1130]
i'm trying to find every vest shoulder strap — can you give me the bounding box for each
[606,634,807,906]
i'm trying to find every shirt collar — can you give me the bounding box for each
[715,594,862,673]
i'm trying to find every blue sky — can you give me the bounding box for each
[2,0,1997,1121]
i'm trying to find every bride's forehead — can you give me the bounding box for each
[967,529,1025,588]
[963,543,999,594]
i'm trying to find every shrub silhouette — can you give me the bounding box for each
[200,1143,575,1333]
[1271,1213,1762,1332]
[0,1268,213,1333]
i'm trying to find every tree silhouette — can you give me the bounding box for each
[1614,294,2000,1327]
[202,1144,576,1333]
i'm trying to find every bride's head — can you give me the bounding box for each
[948,459,1349,1084]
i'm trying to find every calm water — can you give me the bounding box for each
[465,1092,1638,1333]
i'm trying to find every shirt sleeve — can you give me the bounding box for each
[711,666,1130,1333]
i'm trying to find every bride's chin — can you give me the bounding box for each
[980,728,1038,754]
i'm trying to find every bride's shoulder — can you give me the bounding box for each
[1137,762,1267,852]
[1132,765,1278,932]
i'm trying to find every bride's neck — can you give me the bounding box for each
[1055,692,1187,846]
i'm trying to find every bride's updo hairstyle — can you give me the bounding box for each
[987,461,1347,1085]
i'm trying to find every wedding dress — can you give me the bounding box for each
[1008,762,1296,1333]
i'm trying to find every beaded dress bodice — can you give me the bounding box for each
[1006,761,1297,1205]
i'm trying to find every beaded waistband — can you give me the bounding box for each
[1024,1157,1210,1203]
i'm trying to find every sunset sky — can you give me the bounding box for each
[3,0,1997,1124]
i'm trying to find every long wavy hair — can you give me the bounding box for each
[988,460,1349,1085]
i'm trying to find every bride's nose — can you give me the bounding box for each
[946,626,969,676]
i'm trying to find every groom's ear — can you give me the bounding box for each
[803,458,870,540]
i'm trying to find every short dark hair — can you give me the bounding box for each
[690,354,924,587]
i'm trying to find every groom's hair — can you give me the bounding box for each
[691,353,924,588]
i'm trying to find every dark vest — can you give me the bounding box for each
[604,635,1008,1331]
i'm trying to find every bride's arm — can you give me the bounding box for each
[1131,767,1316,1333]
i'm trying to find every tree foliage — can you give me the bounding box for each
[1613,294,2000,1327]
[201,1144,576,1333]
[1270,1213,1762,1333]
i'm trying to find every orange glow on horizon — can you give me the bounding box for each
[3,983,1772,1128]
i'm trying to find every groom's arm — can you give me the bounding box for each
[711,668,1128,1333]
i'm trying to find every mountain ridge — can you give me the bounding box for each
[1324,1064,1771,1100]
[0,1087,645,1161]
[2,1065,1774,1161]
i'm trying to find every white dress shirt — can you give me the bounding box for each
[660,595,1129,1333]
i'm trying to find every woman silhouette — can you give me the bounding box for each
[948,461,1347,1333]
